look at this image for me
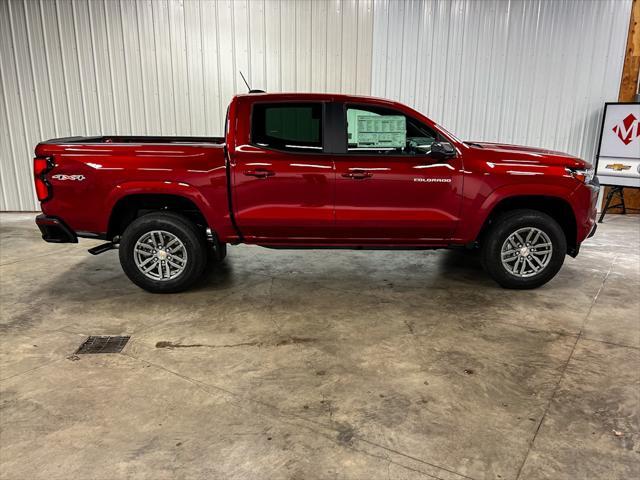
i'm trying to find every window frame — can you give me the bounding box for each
[338,102,445,157]
[249,101,329,155]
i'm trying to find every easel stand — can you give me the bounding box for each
[599,186,640,223]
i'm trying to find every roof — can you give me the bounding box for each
[234,92,401,106]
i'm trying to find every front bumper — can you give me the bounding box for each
[567,176,599,257]
[35,214,78,243]
[579,176,600,240]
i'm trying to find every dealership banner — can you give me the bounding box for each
[596,103,640,187]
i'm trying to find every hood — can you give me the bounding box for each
[466,141,592,169]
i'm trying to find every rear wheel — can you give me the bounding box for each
[481,209,566,289]
[119,212,207,293]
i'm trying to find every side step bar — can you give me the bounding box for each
[88,242,117,255]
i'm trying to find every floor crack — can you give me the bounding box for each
[0,358,63,383]
[155,340,260,349]
[123,351,475,480]
[514,254,619,479]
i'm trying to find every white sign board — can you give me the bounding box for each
[596,103,640,187]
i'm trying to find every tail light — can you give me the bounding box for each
[33,156,54,202]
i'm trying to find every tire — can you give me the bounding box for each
[480,209,566,289]
[119,212,208,293]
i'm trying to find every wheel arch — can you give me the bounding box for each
[476,195,578,256]
[107,192,209,241]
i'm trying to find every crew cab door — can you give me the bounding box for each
[333,103,464,242]
[231,100,335,241]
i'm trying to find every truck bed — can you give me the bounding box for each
[40,135,225,145]
[34,134,232,242]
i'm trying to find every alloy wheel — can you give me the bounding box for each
[133,230,188,281]
[500,227,553,278]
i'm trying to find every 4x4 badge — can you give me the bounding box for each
[52,174,85,181]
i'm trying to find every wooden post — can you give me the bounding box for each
[606,0,640,213]
[620,0,640,103]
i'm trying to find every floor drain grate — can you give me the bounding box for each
[76,336,130,354]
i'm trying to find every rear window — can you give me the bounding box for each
[251,103,323,152]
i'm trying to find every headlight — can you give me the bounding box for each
[566,167,594,183]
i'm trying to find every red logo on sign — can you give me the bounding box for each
[612,113,640,145]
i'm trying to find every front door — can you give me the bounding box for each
[333,103,464,242]
[232,101,335,241]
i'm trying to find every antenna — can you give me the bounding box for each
[239,71,251,92]
[238,71,266,94]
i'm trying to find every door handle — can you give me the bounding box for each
[244,169,275,179]
[342,171,373,180]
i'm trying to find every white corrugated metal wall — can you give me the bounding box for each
[0,0,631,212]
[371,0,631,163]
[0,0,374,211]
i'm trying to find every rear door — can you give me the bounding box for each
[232,101,336,241]
[332,103,464,242]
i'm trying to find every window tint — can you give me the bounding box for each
[346,105,437,155]
[252,103,323,152]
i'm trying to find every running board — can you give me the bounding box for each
[88,242,117,255]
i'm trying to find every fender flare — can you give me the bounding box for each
[466,182,578,241]
[104,181,216,232]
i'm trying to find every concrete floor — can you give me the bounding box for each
[0,213,638,480]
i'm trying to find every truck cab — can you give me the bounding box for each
[230,93,464,244]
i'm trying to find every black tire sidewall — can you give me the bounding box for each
[481,210,567,289]
[119,213,207,293]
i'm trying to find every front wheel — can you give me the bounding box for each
[481,209,567,289]
[119,212,208,293]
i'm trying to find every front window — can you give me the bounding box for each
[346,105,437,155]
[252,103,323,152]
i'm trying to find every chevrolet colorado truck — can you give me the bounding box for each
[33,93,599,293]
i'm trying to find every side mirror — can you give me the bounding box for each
[430,141,456,160]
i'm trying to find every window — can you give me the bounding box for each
[346,105,437,155]
[252,103,323,152]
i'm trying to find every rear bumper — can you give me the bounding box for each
[35,214,78,243]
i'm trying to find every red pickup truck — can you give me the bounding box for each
[34,93,599,293]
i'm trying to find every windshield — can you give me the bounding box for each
[433,123,463,144]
